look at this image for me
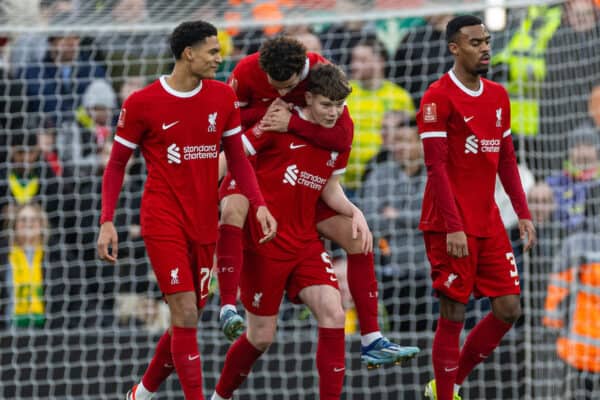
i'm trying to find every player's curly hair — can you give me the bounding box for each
[170,20,218,60]
[307,64,352,101]
[259,36,307,81]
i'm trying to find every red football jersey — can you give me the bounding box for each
[241,112,350,258]
[417,70,511,237]
[228,52,327,113]
[114,76,241,243]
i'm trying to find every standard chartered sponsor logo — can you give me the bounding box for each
[167,143,181,164]
[167,143,218,164]
[464,135,500,154]
[282,164,326,190]
[183,144,218,160]
[464,135,478,154]
[283,164,299,186]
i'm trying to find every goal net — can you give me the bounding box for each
[1,0,598,399]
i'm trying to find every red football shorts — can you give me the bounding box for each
[423,229,520,304]
[240,241,339,316]
[218,173,240,202]
[144,236,215,309]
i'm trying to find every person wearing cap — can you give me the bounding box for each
[56,78,117,170]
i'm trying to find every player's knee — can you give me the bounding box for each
[316,294,345,328]
[495,302,522,324]
[247,327,275,351]
[169,303,198,327]
[220,195,249,227]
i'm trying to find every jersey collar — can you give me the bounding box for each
[448,69,483,97]
[159,75,203,98]
[299,57,310,81]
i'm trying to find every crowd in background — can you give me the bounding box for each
[0,0,599,394]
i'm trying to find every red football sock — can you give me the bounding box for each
[432,317,463,400]
[215,333,263,398]
[217,224,244,307]
[346,253,379,335]
[141,329,175,392]
[171,326,204,400]
[316,327,346,400]
[456,312,513,385]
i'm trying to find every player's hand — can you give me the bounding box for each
[447,231,468,258]
[518,219,537,252]
[259,105,292,132]
[97,221,119,263]
[351,206,373,254]
[256,206,277,244]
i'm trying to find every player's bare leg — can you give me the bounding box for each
[317,215,420,368]
[299,284,346,400]
[212,312,277,400]
[217,193,249,341]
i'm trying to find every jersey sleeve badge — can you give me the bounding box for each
[423,103,437,123]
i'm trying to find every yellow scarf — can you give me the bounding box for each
[9,245,45,327]
[8,173,39,205]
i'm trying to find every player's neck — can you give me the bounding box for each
[451,65,481,92]
[166,64,203,92]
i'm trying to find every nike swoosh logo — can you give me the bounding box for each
[464,116,474,123]
[162,121,180,130]
[290,143,307,149]
[444,366,458,372]
[201,293,209,299]
[333,367,345,372]
[514,280,520,286]
[188,354,200,361]
[478,353,488,359]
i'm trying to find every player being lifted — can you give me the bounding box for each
[417,16,536,400]
[97,21,277,400]
[217,35,419,368]
[213,63,363,400]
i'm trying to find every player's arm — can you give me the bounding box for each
[418,91,467,257]
[497,105,536,251]
[228,68,268,128]
[98,96,144,263]
[321,175,372,254]
[222,100,277,243]
[260,101,353,152]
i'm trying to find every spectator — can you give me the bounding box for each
[393,14,455,107]
[540,0,600,162]
[345,37,415,193]
[546,131,600,232]
[357,113,429,332]
[0,203,64,329]
[56,78,117,170]
[0,131,71,231]
[289,29,323,54]
[542,225,600,399]
[571,83,600,142]
[21,29,106,126]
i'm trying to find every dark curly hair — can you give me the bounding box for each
[170,20,218,60]
[307,64,352,101]
[258,36,307,81]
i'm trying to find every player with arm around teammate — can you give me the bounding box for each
[96,20,277,400]
[417,16,536,400]
[212,64,369,400]
[217,35,419,368]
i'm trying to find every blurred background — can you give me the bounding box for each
[0,0,599,398]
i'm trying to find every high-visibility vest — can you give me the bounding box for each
[492,6,562,136]
[543,259,600,372]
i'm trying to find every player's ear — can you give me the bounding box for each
[448,42,459,57]
[184,46,193,62]
[305,92,313,106]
